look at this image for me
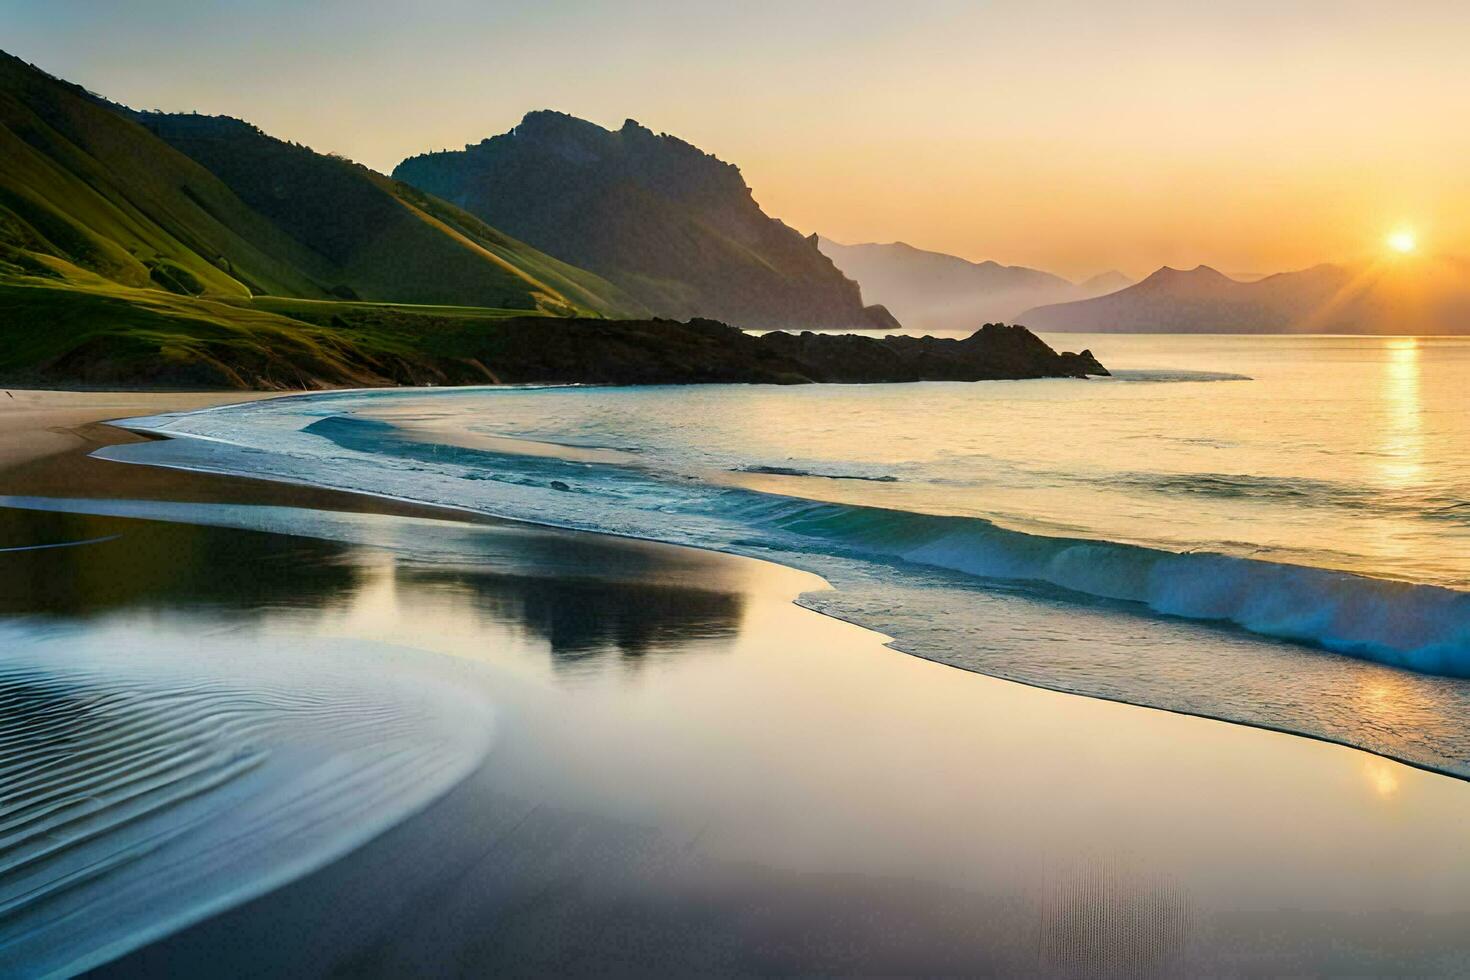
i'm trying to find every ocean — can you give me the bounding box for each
[89,334,1470,778]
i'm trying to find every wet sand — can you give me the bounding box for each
[5,391,1470,974]
[0,389,497,523]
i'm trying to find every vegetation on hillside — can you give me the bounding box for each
[0,49,650,385]
[130,111,645,315]
[0,279,1103,390]
[394,111,899,331]
[0,51,1100,389]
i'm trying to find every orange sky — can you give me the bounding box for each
[9,0,1469,279]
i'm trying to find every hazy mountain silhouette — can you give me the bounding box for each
[1077,270,1134,295]
[817,238,1129,330]
[1021,260,1470,334]
[394,112,898,331]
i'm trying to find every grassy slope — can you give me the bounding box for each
[0,278,565,388]
[0,50,656,387]
[392,112,887,330]
[133,111,646,316]
[0,56,333,299]
[0,276,787,389]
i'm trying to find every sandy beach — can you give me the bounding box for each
[0,389,501,522]
[5,390,1470,975]
[7,5,1467,973]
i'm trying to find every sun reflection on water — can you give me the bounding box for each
[1378,338,1423,488]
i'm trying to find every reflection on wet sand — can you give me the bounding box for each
[0,504,753,972]
[6,501,1470,974]
[0,508,359,617]
[0,506,746,673]
[407,568,742,670]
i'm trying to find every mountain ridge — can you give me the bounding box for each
[0,50,1109,388]
[0,51,637,317]
[1021,258,1470,333]
[393,111,899,331]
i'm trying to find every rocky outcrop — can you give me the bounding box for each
[286,315,1108,388]
[393,112,898,331]
[756,323,1106,382]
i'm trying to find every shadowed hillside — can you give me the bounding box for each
[0,50,642,315]
[394,112,899,331]
[131,112,645,316]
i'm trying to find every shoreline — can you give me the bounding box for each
[15,385,1470,790]
[71,385,1470,789]
[0,389,502,524]
[8,388,1470,973]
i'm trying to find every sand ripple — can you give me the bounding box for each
[0,623,493,976]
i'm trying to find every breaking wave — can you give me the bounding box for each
[734,465,900,482]
[714,496,1470,676]
[101,406,1470,679]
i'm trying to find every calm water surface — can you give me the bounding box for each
[383,333,1470,587]
[98,335,1470,778]
[7,503,1470,976]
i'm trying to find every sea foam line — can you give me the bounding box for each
[105,401,1470,678]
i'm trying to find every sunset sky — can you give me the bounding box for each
[7,0,1468,279]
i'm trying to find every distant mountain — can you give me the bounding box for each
[0,50,639,316]
[816,238,1130,331]
[1077,270,1133,295]
[394,112,898,331]
[1021,261,1470,334]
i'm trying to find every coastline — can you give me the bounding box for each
[85,383,1470,787]
[7,388,1470,973]
[0,389,500,524]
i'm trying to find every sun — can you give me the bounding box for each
[1387,229,1417,254]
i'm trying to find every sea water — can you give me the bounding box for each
[96,334,1470,777]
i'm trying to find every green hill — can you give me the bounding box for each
[0,52,329,299]
[7,53,1090,391]
[394,111,899,331]
[0,50,642,316]
[129,111,644,316]
[0,50,658,387]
